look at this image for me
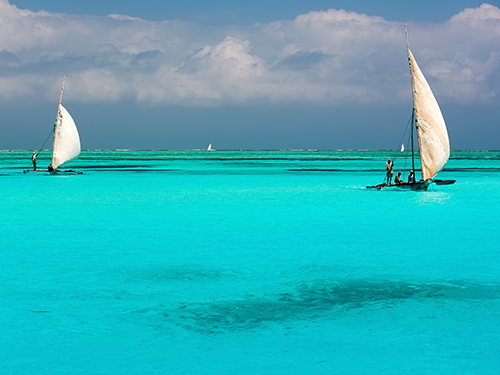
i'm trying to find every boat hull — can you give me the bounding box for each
[23,169,82,175]
[51,169,83,175]
[366,180,433,191]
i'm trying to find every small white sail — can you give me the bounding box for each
[207,143,212,151]
[51,104,81,169]
[408,48,450,180]
[400,144,405,152]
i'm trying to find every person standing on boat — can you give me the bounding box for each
[408,170,415,183]
[31,151,37,170]
[395,171,402,184]
[385,159,394,184]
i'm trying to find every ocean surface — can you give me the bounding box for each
[1,150,499,374]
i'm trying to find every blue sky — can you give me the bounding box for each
[9,0,491,24]
[2,0,500,150]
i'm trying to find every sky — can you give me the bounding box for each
[1,0,499,150]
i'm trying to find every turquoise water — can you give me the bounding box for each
[1,150,499,374]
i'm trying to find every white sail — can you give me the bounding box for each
[207,143,212,151]
[408,48,450,180]
[51,104,81,169]
[400,143,405,152]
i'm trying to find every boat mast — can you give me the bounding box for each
[54,75,66,132]
[51,75,66,167]
[411,107,415,172]
[57,75,66,121]
[405,22,416,175]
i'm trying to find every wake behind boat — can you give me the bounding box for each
[367,22,455,191]
[24,76,82,175]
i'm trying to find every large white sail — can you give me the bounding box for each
[408,48,450,180]
[51,104,81,169]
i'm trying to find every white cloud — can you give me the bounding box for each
[0,0,498,105]
[449,3,500,23]
[107,14,144,22]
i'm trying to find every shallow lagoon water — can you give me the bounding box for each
[1,150,499,374]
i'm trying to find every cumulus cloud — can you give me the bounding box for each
[0,0,498,105]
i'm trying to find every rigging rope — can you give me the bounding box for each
[29,119,55,170]
[393,111,414,180]
[402,128,412,180]
[37,127,54,155]
[397,112,413,153]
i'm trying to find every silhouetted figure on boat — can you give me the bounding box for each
[48,164,54,173]
[408,170,415,183]
[31,151,37,170]
[385,159,394,184]
[394,171,402,184]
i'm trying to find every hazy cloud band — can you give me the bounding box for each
[0,0,498,106]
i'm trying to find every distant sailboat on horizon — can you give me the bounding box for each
[207,143,213,152]
[24,76,82,174]
[367,22,455,191]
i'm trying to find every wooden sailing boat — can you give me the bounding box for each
[367,22,455,191]
[24,76,82,174]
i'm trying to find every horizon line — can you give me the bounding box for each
[2,149,499,153]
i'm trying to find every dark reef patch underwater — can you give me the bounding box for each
[129,277,500,334]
